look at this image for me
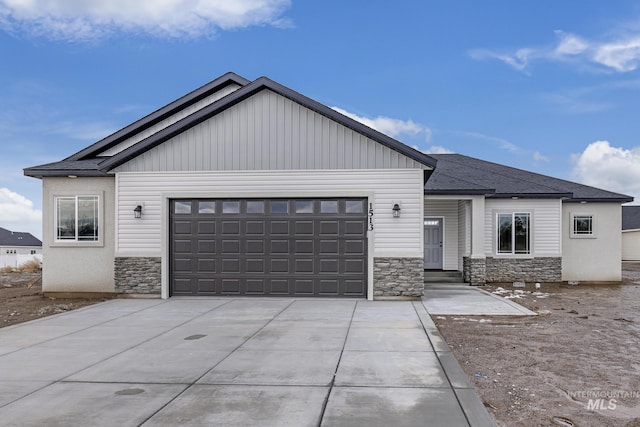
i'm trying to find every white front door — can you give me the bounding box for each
[424,218,443,269]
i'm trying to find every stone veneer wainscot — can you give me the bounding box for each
[115,257,162,294]
[373,257,424,299]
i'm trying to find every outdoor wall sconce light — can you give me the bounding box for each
[392,203,401,218]
[134,205,143,219]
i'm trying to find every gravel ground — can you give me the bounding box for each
[434,262,640,427]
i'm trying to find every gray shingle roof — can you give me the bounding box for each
[623,206,640,230]
[0,227,42,247]
[425,154,633,202]
[24,158,109,179]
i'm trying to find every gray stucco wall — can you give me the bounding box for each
[42,177,116,294]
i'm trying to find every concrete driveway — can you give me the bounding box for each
[0,298,495,426]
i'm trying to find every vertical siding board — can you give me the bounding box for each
[113,91,431,173]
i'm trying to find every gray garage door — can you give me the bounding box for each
[170,198,368,297]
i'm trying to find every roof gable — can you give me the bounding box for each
[99,76,436,172]
[426,154,633,202]
[113,88,432,172]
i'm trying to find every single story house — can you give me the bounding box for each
[622,206,640,261]
[0,227,42,268]
[24,72,633,299]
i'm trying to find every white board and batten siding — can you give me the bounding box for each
[424,199,459,270]
[116,169,425,258]
[99,84,243,157]
[484,199,562,256]
[114,90,428,173]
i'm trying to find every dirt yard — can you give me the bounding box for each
[0,271,106,328]
[435,263,640,427]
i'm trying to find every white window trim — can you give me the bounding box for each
[495,211,532,256]
[52,193,104,247]
[570,212,596,239]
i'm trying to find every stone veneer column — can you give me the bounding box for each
[114,257,162,295]
[468,257,486,286]
[373,257,424,299]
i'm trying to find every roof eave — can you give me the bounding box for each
[67,72,250,161]
[23,168,110,179]
[489,192,573,199]
[564,197,634,203]
[424,189,495,196]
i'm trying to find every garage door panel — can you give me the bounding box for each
[221,258,240,273]
[171,198,367,297]
[174,240,192,253]
[173,278,192,293]
[173,221,192,234]
[271,258,289,273]
[345,240,365,255]
[197,279,216,293]
[246,258,265,273]
[246,240,265,254]
[319,279,339,295]
[270,279,290,294]
[246,279,266,294]
[319,259,339,274]
[221,239,240,254]
[246,220,265,235]
[345,279,365,295]
[197,221,216,234]
[345,220,366,235]
[197,240,215,253]
[345,259,365,274]
[197,259,216,272]
[294,279,314,294]
[319,220,339,235]
[319,240,339,255]
[270,220,289,235]
[294,220,314,235]
[295,240,314,254]
[295,258,314,273]
[221,279,240,294]
[270,240,289,254]
[222,221,240,235]
[173,258,192,273]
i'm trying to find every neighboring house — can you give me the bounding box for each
[24,72,633,299]
[622,206,640,261]
[0,227,42,268]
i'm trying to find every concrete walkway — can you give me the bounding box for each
[422,283,537,315]
[0,298,495,427]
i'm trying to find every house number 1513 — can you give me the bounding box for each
[368,203,374,231]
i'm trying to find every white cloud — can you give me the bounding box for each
[0,188,42,238]
[461,131,519,152]
[0,0,292,41]
[424,145,454,154]
[533,151,549,162]
[471,29,640,73]
[571,141,640,200]
[331,107,432,142]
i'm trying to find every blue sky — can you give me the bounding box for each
[2,0,640,239]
